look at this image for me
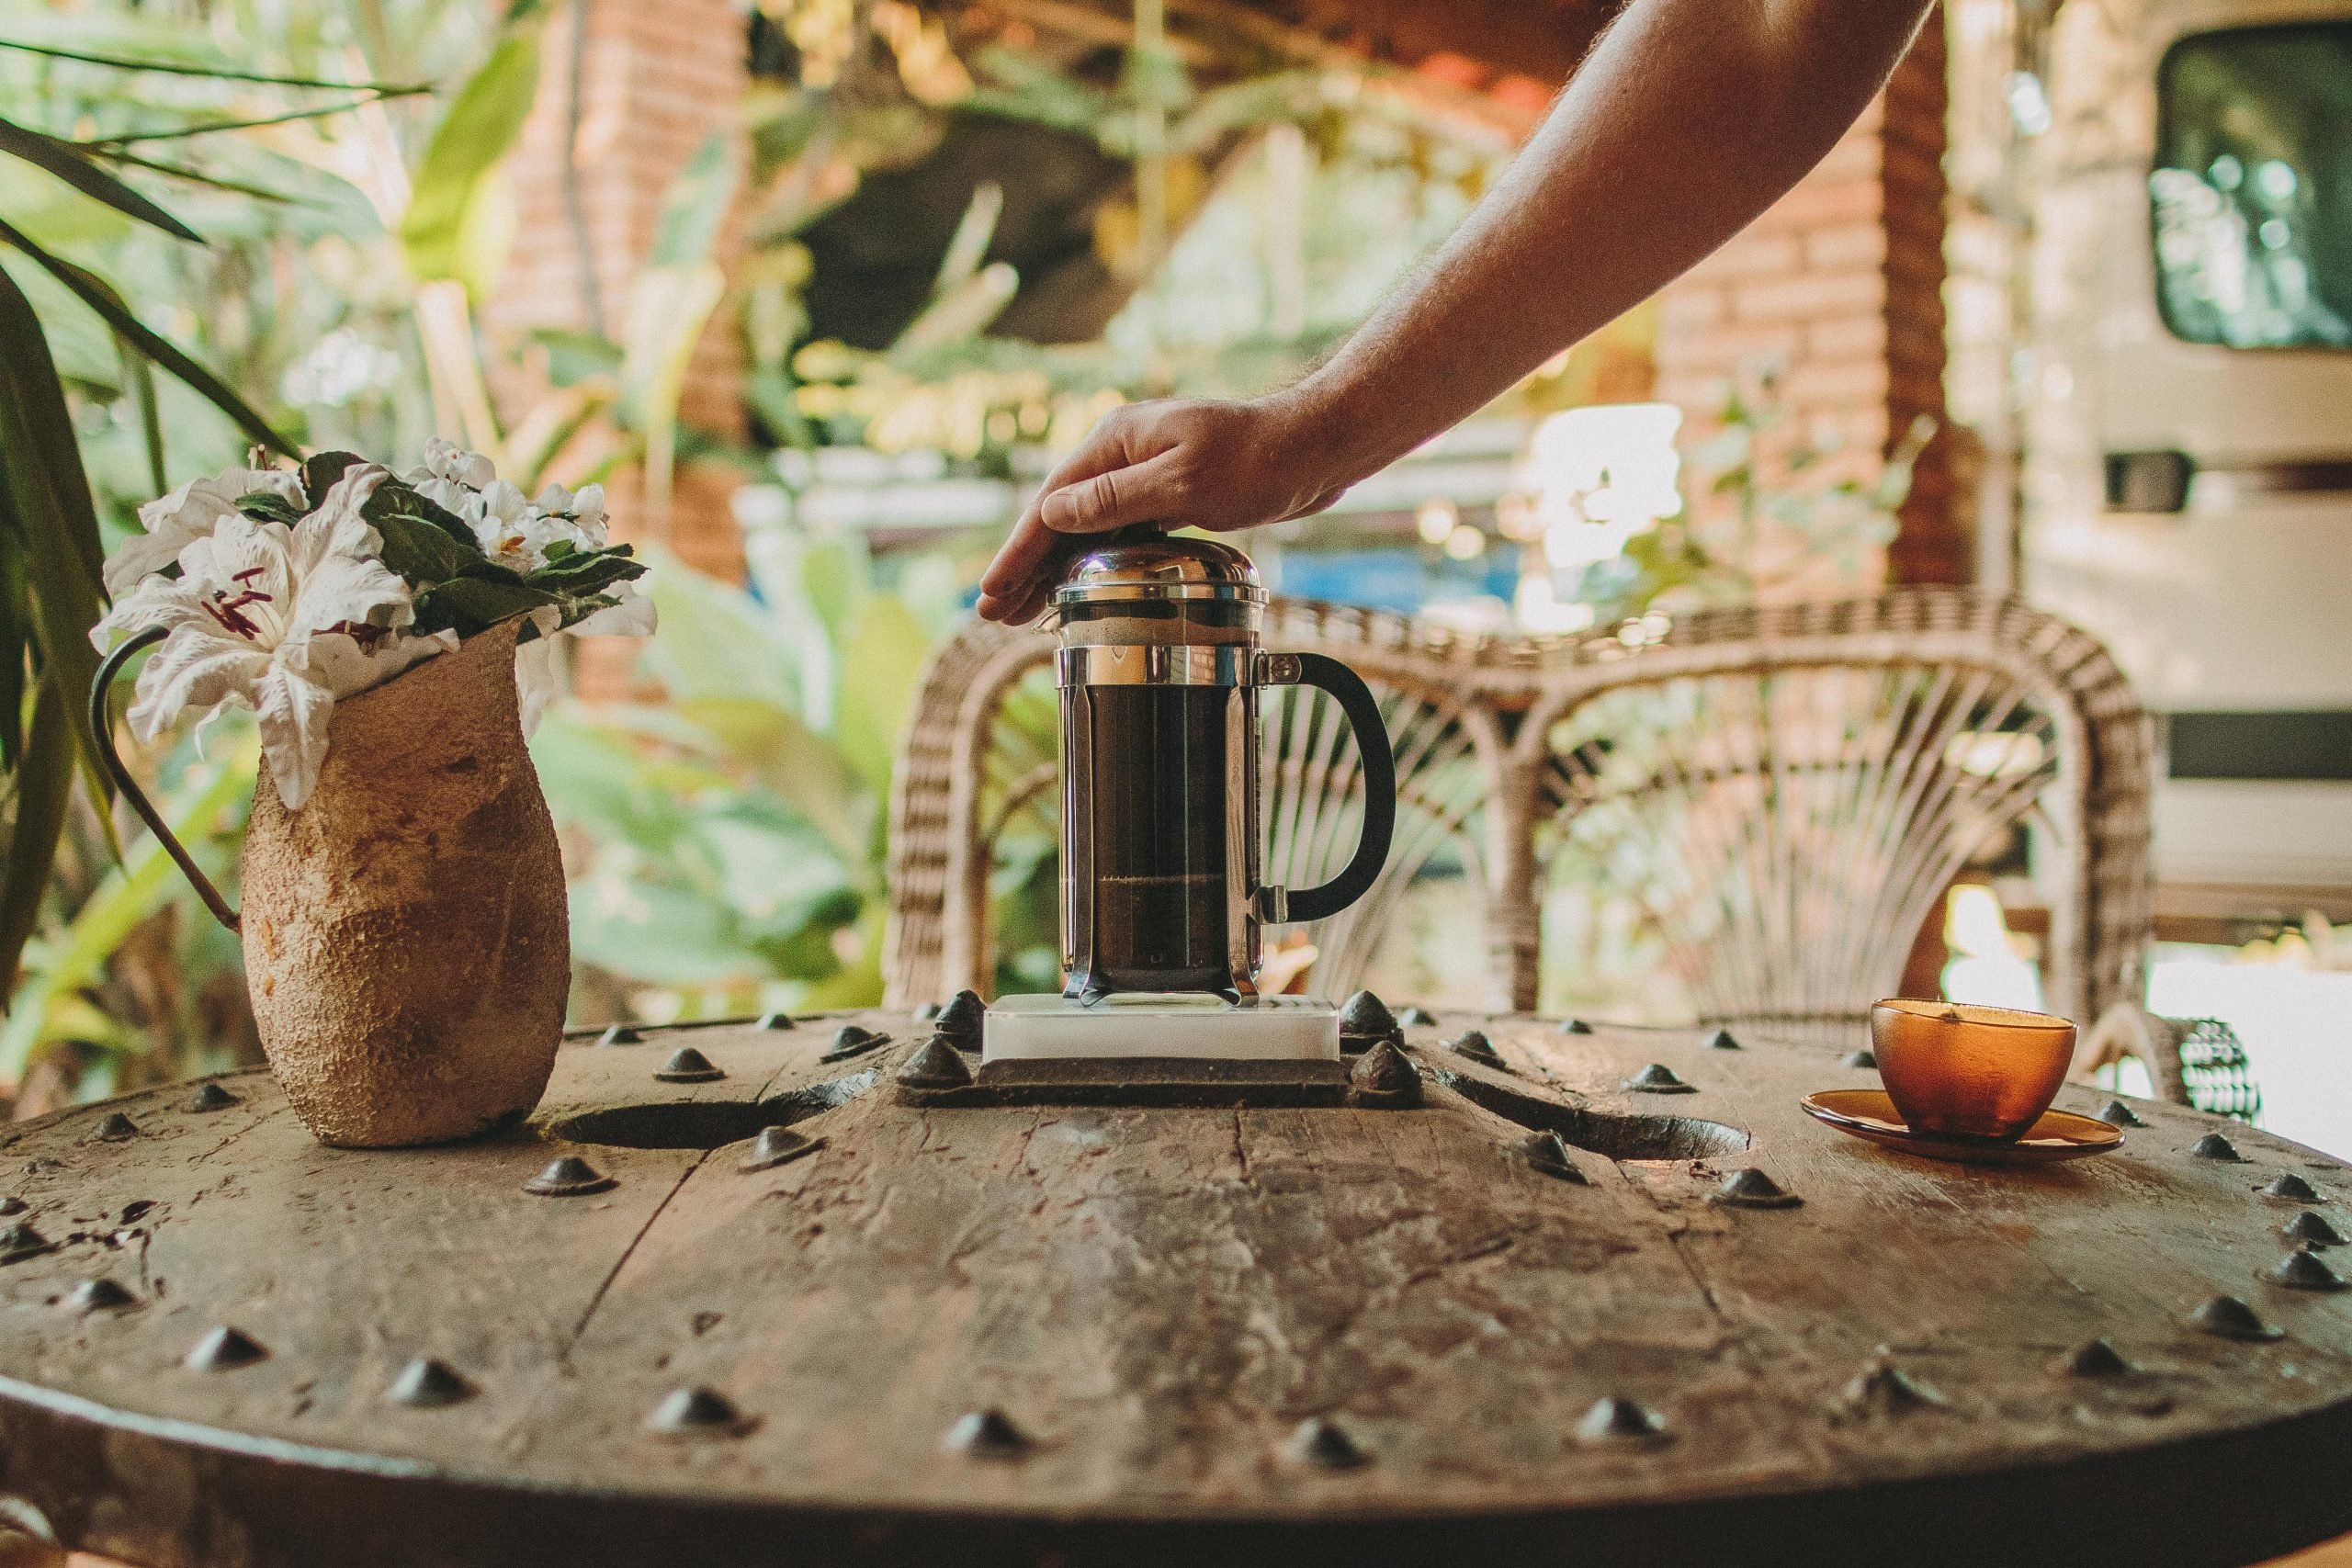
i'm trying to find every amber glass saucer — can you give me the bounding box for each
[1802,1089,2122,1166]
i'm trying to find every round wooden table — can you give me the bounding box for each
[2,1008,2348,1568]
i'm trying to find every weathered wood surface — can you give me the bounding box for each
[2,1012,2349,1568]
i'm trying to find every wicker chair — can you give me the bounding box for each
[884,589,2171,1077]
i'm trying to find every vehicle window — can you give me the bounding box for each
[2153,23,2352,349]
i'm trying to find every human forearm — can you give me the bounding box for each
[1289,0,1937,485]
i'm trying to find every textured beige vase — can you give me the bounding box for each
[241,620,569,1147]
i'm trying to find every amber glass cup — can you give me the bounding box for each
[1870,999,2078,1140]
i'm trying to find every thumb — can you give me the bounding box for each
[1039,450,1188,536]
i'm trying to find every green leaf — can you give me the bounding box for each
[529,328,623,388]
[0,260,109,801]
[833,595,933,795]
[411,577,558,637]
[235,491,302,525]
[649,132,735,270]
[0,682,72,998]
[371,510,479,585]
[0,217,294,457]
[527,545,644,597]
[0,40,428,93]
[0,116,201,242]
[301,451,366,499]
[401,26,543,288]
[0,732,256,1069]
[361,476,478,547]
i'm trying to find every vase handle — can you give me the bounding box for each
[89,626,242,932]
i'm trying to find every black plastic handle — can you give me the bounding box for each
[1268,650,1395,925]
[90,625,242,931]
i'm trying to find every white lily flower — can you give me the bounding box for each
[419,436,497,491]
[92,474,455,810]
[103,466,308,597]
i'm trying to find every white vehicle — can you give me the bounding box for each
[2027,0,2352,920]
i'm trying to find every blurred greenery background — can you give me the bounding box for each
[0,0,1912,1118]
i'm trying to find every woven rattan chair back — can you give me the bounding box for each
[884,588,2154,1061]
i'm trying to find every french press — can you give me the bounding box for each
[1050,528,1395,1002]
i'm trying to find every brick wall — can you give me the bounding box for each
[480,0,750,588]
[1652,17,1961,587]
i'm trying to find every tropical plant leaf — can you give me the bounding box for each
[0,40,427,93]
[0,117,200,242]
[411,577,559,637]
[0,217,294,457]
[0,729,256,1069]
[82,97,397,147]
[115,333,164,494]
[361,476,478,547]
[0,683,71,999]
[526,544,643,597]
[234,491,303,525]
[401,24,544,288]
[370,510,481,585]
[85,146,303,205]
[300,451,366,499]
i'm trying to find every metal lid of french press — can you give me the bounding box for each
[1051,527,1266,610]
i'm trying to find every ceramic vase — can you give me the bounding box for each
[237,620,568,1147]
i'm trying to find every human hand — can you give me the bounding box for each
[974,393,1353,624]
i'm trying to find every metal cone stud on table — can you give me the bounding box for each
[741,1126,826,1173]
[387,1358,475,1407]
[184,1081,240,1112]
[1575,1397,1668,1445]
[1338,991,1403,1055]
[934,990,986,1053]
[2265,1172,2323,1202]
[2282,1210,2346,1247]
[1713,1168,1802,1209]
[653,1046,724,1084]
[1521,1130,1588,1184]
[1623,1063,1696,1094]
[2265,1246,2349,1292]
[2192,1294,2283,1340]
[944,1408,1030,1460]
[1349,1041,1420,1109]
[524,1156,615,1197]
[1286,1416,1368,1470]
[646,1386,752,1438]
[62,1278,135,1314]
[897,1034,974,1092]
[185,1325,266,1372]
[2064,1337,2135,1378]
[1444,1030,1506,1069]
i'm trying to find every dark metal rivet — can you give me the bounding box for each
[741,1127,825,1173]
[524,1156,616,1197]
[1349,1041,1421,1109]
[652,1046,724,1084]
[596,1024,643,1046]
[2264,1172,2323,1202]
[1286,1416,1368,1469]
[1558,1017,1593,1035]
[1623,1063,1695,1094]
[1338,991,1402,1055]
[2265,1246,2349,1292]
[2189,1133,2245,1162]
[1703,1028,1740,1050]
[62,1278,135,1314]
[88,1112,139,1144]
[934,990,986,1052]
[1443,1030,1505,1070]
[1397,1006,1437,1026]
[0,1223,53,1265]
[2191,1294,2282,1340]
[184,1082,240,1113]
[185,1325,266,1371]
[1713,1168,1802,1209]
[2064,1337,2134,1378]
[2096,1100,2145,1127]
[645,1386,750,1438]
[0,1197,22,1216]
[756,1010,796,1032]
[944,1408,1030,1459]
[1841,1049,1877,1069]
[897,1034,973,1090]
[1575,1396,1668,1445]
[387,1358,474,1407]
[1521,1130,1589,1184]
[2282,1211,2346,1247]
[822,1024,890,1063]
[1843,1359,1945,1414]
